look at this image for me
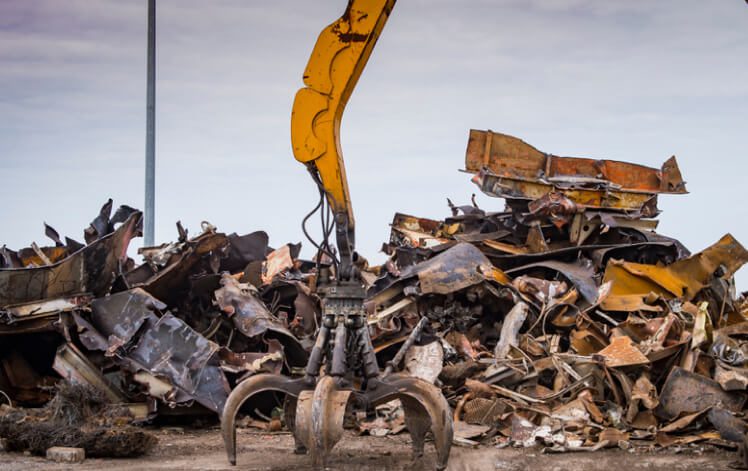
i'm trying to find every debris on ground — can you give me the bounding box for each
[46,446,86,463]
[0,383,156,457]
[1,130,747,461]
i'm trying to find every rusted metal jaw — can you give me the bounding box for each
[221,372,453,469]
[220,373,310,465]
[291,373,453,469]
[221,282,452,469]
[294,375,351,466]
[363,374,454,469]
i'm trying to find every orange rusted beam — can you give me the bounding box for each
[465,130,687,195]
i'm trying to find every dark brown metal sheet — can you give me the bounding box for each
[0,212,141,306]
[658,367,747,420]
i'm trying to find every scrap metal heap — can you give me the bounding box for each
[2,130,748,462]
[369,130,748,455]
[0,202,310,417]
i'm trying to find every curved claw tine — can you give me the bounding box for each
[221,373,306,465]
[371,375,454,470]
[283,395,307,454]
[296,376,352,467]
[401,395,430,460]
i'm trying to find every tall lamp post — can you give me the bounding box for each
[144,0,156,246]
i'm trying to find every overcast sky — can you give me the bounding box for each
[1,0,747,288]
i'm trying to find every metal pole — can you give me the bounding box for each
[144,0,156,246]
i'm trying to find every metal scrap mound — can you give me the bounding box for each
[0,383,156,457]
[0,202,309,420]
[361,131,748,459]
[1,130,748,462]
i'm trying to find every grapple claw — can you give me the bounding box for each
[283,396,308,454]
[295,376,352,466]
[365,374,454,470]
[221,373,452,469]
[220,373,308,466]
[221,285,452,468]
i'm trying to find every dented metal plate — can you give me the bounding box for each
[658,367,747,420]
[0,212,141,306]
[465,130,687,194]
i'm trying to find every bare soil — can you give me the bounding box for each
[0,427,739,471]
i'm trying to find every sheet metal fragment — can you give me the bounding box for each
[658,367,747,420]
[77,288,229,412]
[0,211,141,306]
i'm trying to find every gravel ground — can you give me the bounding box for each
[0,427,739,471]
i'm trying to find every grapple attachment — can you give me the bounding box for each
[221,282,453,469]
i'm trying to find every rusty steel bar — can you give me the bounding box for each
[383,316,428,377]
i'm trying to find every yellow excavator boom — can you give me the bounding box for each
[291,0,396,266]
[224,3,453,468]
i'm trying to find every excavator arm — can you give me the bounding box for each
[222,2,454,468]
[291,0,396,277]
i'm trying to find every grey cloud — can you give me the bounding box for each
[1,0,746,289]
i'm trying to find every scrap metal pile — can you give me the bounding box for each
[2,130,748,459]
[0,201,310,420]
[366,130,748,455]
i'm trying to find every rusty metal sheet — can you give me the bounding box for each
[453,230,512,243]
[84,288,166,354]
[590,241,683,271]
[213,275,307,367]
[392,213,445,235]
[128,312,227,412]
[391,226,452,250]
[75,288,229,412]
[220,231,269,273]
[83,199,139,243]
[401,243,497,295]
[130,230,229,305]
[1,294,92,323]
[603,234,748,303]
[494,301,529,360]
[389,213,456,249]
[599,293,663,313]
[403,341,443,383]
[657,367,747,420]
[215,275,281,337]
[707,408,747,442]
[570,328,609,355]
[527,192,578,228]
[0,211,141,306]
[52,343,125,403]
[465,130,687,194]
[289,280,320,338]
[506,259,598,304]
[262,244,295,285]
[474,170,661,213]
[43,222,64,247]
[0,316,59,335]
[482,239,529,255]
[596,336,649,368]
[218,339,284,375]
[15,246,69,267]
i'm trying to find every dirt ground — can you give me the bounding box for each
[0,427,739,471]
